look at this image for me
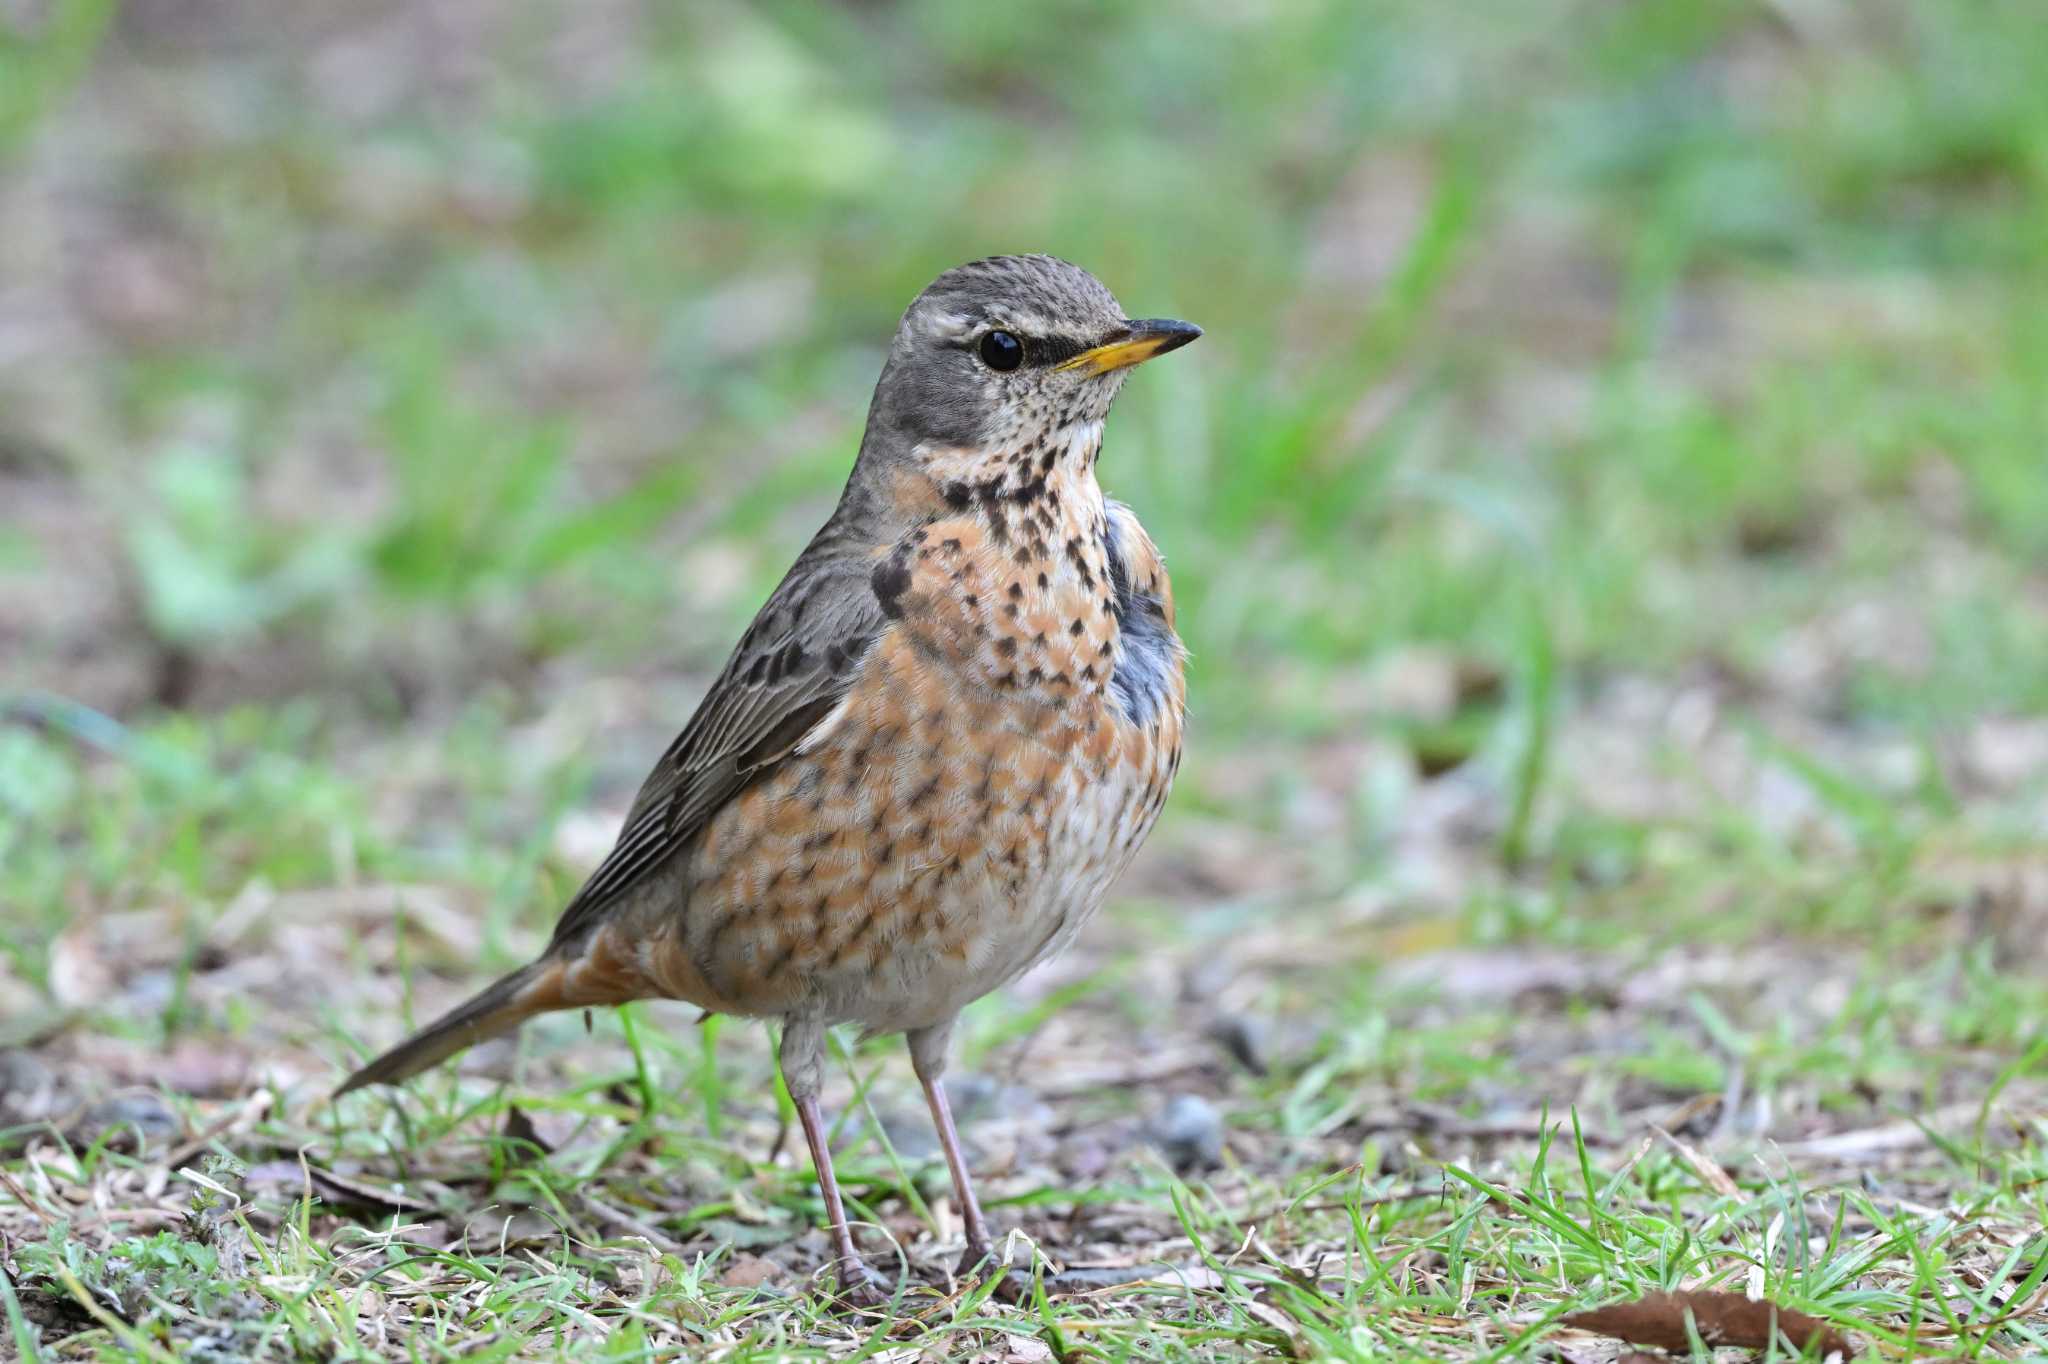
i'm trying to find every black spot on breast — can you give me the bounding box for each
[872,550,912,619]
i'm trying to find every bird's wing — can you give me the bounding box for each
[547,548,888,951]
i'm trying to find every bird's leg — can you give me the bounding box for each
[908,1022,997,1278]
[794,1092,884,1304]
[780,1019,885,1307]
[920,1075,997,1275]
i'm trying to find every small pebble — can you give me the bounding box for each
[1148,1093,1224,1172]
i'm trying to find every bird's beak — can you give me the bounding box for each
[1056,318,1203,376]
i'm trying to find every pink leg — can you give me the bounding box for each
[918,1071,998,1276]
[795,1092,885,1305]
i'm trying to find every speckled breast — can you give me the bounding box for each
[661,469,1183,1035]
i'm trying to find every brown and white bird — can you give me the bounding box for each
[339,255,1197,1302]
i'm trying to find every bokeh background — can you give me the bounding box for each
[4,1,2048,1358]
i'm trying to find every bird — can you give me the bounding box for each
[337,254,1197,1304]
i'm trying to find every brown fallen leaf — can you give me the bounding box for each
[1563,1290,1854,1359]
[719,1253,782,1288]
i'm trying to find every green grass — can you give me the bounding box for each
[5,0,2048,1358]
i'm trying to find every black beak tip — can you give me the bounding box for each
[1128,317,1202,357]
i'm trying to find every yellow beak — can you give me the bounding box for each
[1055,318,1203,376]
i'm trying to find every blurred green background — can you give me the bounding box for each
[7,21,2039,691]
[6,0,2048,1071]
[4,0,2048,1352]
[7,0,2048,1076]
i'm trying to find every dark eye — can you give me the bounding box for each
[977,330,1023,371]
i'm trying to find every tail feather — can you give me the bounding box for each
[336,960,564,1095]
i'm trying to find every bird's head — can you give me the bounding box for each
[857,255,1200,479]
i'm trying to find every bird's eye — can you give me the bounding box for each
[977,330,1023,372]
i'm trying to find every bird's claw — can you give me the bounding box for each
[954,1238,1000,1282]
[829,1259,892,1311]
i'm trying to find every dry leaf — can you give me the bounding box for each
[718,1253,782,1288]
[1563,1290,1854,1358]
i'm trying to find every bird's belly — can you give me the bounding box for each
[659,629,1178,1034]
[854,751,1154,1033]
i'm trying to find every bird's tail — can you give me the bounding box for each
[335,959,569,1095]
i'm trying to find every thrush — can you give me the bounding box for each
[338,255,1197,1302]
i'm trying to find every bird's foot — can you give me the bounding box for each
[828,1258,893,1312]
[954,1236,1000,1282]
